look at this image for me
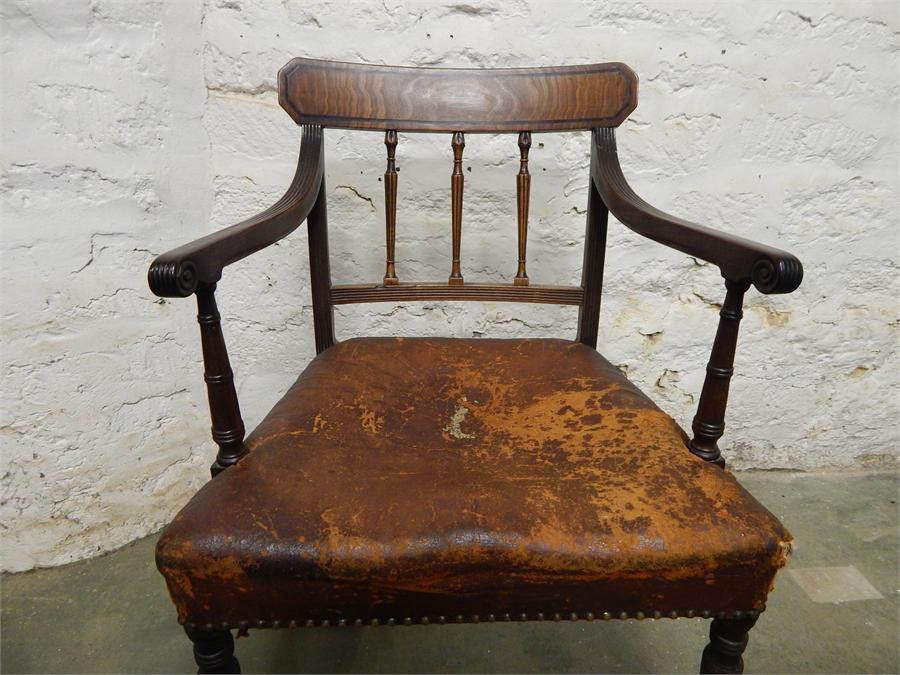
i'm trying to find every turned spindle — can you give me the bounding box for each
[185,626,240,674]
[449,131,465,285]
[689,279,750,467]
[383,130,399,285]
[699,616,758,674]
[195,285,248,477]
[514,131,532,286]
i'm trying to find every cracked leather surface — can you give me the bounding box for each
[157,338,791,625]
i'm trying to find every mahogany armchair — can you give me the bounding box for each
[148,59,802,674]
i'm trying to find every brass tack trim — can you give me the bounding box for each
[183,609,761,632]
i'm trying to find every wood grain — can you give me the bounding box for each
[383,130,399,285]
[449,131,465,285]
[330,282,583,306]
[278,58,638,132]
[514,131,532,286]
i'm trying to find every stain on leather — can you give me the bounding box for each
[156,338,792,625]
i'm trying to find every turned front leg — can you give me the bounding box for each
[185,627,241,674]
[700,616,758,674]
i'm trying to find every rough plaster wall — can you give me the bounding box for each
[1,0,897,572]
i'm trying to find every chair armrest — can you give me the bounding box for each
[591,127,803,294]
[148,125,325,297]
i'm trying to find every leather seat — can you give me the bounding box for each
[156,338,791,628]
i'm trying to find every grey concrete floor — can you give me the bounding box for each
[2,471,897,674]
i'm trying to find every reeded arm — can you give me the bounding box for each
[591,127,802,295]
[148,125,325,298]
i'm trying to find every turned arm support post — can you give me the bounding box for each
[196,285,247,477]
[689,280,750,467]
[148,126,325,475]
[590,126,803,467]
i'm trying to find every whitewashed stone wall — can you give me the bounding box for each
[1,0,897,572]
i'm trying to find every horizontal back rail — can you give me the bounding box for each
[278,58,638,132]
[331,282,584,306]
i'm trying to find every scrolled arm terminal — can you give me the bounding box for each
[148,124,325,298]
[591,127,802,295]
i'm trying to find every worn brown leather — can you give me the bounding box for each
[157,338,791,627]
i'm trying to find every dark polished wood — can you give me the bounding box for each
[148,125,324,298]
[689,280,750,467]
[383,130,399,285]
[185,627,240,674]
[278,58,637,132]
[591,127,802,295]
[514,131,532,286]
[449,131,465,285]
[700,616,758,674]
[331,282,583,306]
[307,176,335,354]
[148,58,805,675]
[196,286,247,477]
[576,137,609,348]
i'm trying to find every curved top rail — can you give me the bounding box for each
[278,58,638,132]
